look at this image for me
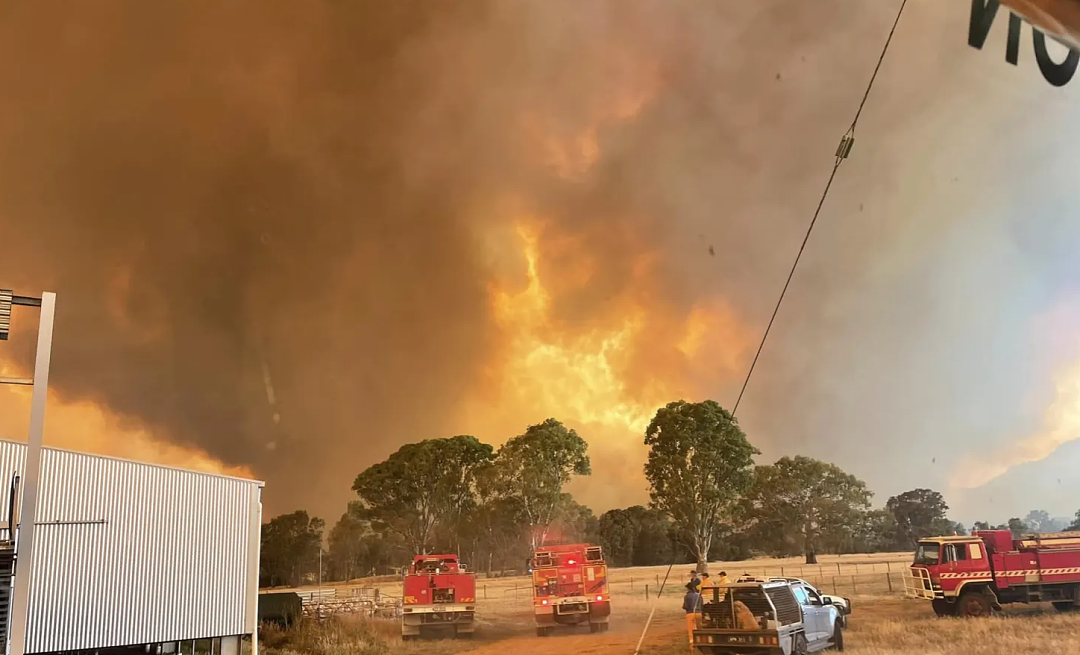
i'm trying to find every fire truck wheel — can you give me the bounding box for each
[830,623,844,651]
[931,599,957,617]
[1052,601,1078,612]
[957,591,993,618]
[536,626,554,637]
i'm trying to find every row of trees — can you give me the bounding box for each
[971,509,1080,535]
[638,401,967,570]
[594,487,959,569]
[260,419,598,586]
[258,399,1072,586]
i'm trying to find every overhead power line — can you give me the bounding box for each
[731,0,910,418]
[633,2,911,652]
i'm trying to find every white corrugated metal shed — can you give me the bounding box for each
[0,439,263,654]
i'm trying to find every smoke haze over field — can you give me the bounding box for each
[4,0,1080,523]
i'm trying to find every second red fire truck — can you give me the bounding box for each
[529,543,611,636]
[905,529,1080,616]
[401,554,476,639]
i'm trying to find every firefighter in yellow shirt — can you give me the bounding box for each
[695,570,730,605]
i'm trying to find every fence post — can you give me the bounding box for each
[836,563,842,575]
[852,576,857,594]
[855,564,860,574]
[887,573,893,593]
[887,562,892,572]
[645,585,650,600]
[781,567,785,576]
[831,577,837,594]
[656,574,660,586]
[484,585,487,599]
[631,577,634,591]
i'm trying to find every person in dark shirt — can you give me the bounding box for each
[683,588,702,651]
[685,570,701,592]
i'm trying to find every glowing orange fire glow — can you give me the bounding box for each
[464,216,753,508]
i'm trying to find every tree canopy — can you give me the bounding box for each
[643,400,758,573]
[598,505,676,567]
[494,418,591,548]
[352,435,493,554]
[885,488,954,548]
[259,510,324,588]
[746,456,872,564]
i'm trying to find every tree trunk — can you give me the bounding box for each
[804,522,817,565]
[695,533,710,574]
[696,553,709,574]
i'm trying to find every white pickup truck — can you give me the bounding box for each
[693,579,846,654]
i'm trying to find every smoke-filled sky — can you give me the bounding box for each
[3,0,1080,526]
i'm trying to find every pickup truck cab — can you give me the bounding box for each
[767,577,851,628]
[693,580,844,654]
[736,575,851,628]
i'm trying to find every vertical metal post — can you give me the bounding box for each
[8,292,56,655]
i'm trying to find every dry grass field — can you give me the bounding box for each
[264,553,1080,655]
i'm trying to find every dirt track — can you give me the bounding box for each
[459,611,685,655]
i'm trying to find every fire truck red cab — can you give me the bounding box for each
[530,543,611,636]
[904,530,1080,617]
[401,554,476,639]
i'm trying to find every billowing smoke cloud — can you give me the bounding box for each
[4,0,1080,522]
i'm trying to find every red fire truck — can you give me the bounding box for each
[904,530,1080,617]
[529,543,611,636]
[401,554,476,639]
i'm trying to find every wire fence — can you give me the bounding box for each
[477,563,913,604]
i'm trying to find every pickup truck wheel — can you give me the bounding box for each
[830,623,844,651]
[931,599,956,617]
[792,633,809,655]
[957,591,993,618]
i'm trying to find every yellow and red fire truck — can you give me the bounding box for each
[529,543,611,636]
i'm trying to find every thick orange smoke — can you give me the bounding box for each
[5,0,928,520]
[0,355,254,479]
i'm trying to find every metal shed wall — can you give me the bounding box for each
[0,440,263,654]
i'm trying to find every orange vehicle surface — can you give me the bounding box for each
[529,543,611,636]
